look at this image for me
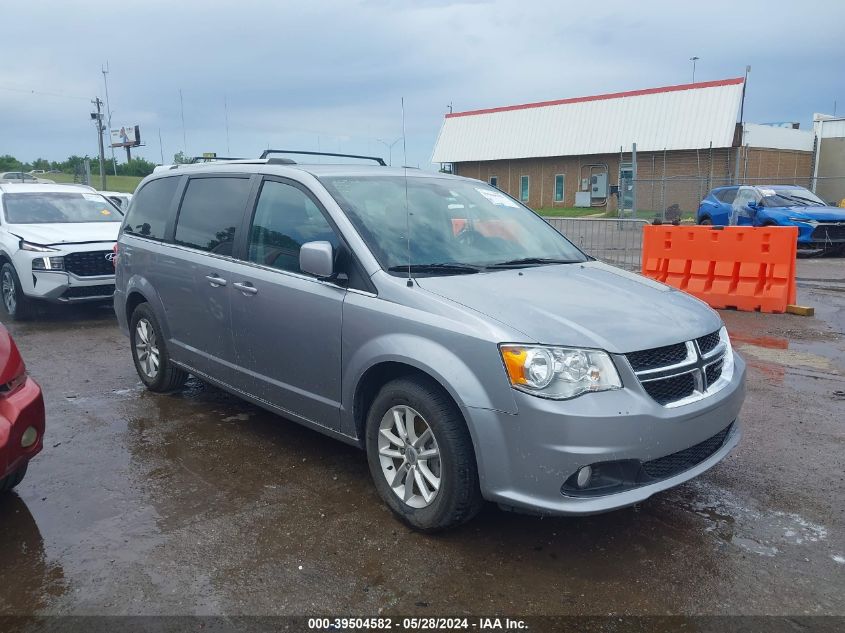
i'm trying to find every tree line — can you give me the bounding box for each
[0,154,158,177]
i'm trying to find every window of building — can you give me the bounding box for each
[489,176,498,189]
[124,176,180,240]
[554,174,565,202]
[174,176,251,255]
[520,175,529,202]
[247,180,340,274]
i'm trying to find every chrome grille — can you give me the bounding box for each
[697,332,721,355]
[642,372,696,406]
[627,330,728,407]
[627,343,688,372]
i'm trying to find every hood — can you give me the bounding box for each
[768,206,845,222]
[9,222,120,246]
[415,261,722,354]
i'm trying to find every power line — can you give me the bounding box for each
[0,84,90,101]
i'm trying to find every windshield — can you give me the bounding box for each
[760,188,826,207]
[319,175,587,274]
[2,192,123,224]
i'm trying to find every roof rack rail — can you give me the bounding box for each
[260,149,386,166]
[191,156,245,162]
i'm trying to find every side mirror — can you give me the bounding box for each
[747,200,759,211]
[299,241,334,278]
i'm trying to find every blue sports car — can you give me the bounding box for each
[696,185,845,251]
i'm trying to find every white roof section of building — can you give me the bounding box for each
[814,113,845,138]
[431,78,745,163]
[742,123,814,151]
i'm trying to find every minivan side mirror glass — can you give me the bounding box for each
[300,241,334,278]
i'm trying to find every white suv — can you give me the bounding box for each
[0,183,123,319]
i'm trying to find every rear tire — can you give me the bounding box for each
[365,377,483,532]
[699,217,712,225]
[0,463,28,494]
[130,302,188,393]
[1,263,35,321]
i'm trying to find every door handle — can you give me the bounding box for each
[205,274,227,287]
[233,282,258,296]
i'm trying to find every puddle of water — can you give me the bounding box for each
[671,480,829,559]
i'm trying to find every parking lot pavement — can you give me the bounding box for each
[0,271,842,618]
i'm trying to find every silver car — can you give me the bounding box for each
[114,157,745,531]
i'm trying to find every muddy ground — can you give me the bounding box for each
[0,259,842,618]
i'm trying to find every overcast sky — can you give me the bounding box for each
[1,0,843,168]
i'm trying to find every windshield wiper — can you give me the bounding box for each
[783,194,824,206]
[485,257,583,269]
[387,263,481,275]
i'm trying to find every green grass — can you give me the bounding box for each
[534,207,607,218]
[47,172,143,193]
[537,206,696,221]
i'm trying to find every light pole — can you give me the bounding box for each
[376,137,402,166]
[102,62,117,175]
[690,56,700,83]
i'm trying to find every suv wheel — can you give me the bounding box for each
[130,303,188,392]
[0,463,27,494]
[1,263,34,320]
[365,377,482,532]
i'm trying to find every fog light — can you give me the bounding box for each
[576,465,592,489]
[20,426,38,448]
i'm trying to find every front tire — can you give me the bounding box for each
[1,263,35,321]
[129,302,188,392]
[0,463,27,494]
[365,377,482,532]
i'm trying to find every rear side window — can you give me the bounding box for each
[174,177,251,255]
[717,189,737,204]
[124,177,179,239]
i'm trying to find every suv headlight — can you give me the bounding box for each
[786,217,818,225]
[499,344,622,400]
[31,256,64,271]
[20,240,58,252]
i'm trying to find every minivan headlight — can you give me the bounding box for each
[499,344,622,400]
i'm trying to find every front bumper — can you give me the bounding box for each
[464,353,746,515]
[16,247,115,303]
[0,377,45,481]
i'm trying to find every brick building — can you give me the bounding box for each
[431,78,815,215]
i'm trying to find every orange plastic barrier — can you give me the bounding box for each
[641,225,798,313]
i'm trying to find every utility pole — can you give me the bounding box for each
[689,56,699,83]
[179,89,187,155]
[224,93,231,156]
[102,62,117,175]
[739,65,751,126]
[91,98,106,190]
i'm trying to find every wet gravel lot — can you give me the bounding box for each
[0,259,843,618]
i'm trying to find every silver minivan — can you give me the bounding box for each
[114,156,745,531]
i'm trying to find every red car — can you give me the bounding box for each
[0,324,44,493]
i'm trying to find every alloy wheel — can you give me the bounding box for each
[134,319,160,378]
[378,405,441,509]
[2,271,16,314]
